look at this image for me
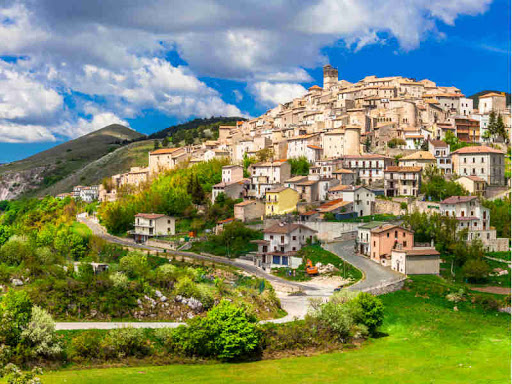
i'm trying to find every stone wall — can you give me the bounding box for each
[374,199,402,215]
[360,278,406,295]
[300,221,360,241]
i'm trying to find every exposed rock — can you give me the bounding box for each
[187,297,203,311]
[174,295,183,302]
[453,306,458,312]
[160,295,167,302]
[11,279,23,287]
[155,290,163,298]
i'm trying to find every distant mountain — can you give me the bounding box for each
[148,117,245,139]
[468,90,511,109]
[0,124,145,200]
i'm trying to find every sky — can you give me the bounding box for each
[0,0,510,163]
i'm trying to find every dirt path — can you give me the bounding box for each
[471,286,511,295]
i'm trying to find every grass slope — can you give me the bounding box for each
[41,279,510,384]
[41,140,154,196]
[0,124,144,197]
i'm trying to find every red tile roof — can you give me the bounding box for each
[439,196,478,204]
[451,146,504,155]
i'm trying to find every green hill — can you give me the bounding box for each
[468,90,511,109]
[148,117,244,140]
[0,124,145,200]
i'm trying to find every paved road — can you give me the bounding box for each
[59,217,401,330]
[324,241,404,292]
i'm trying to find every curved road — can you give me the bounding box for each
[58,216,403,330]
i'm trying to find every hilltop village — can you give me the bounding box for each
[61,65,510,277]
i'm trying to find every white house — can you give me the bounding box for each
[252,223,317,270]
[248,160,291,198]
[132,213,176,243]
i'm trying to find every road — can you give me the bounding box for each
[59,216,402,330]
[323,241,404,292]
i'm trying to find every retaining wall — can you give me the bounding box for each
[360,278,406,295]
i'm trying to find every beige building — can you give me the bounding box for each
[478,92,507,114]
[148,147,188,175]
[234,200,265,222]
[384,166,422,197]
[454,176,486,195]
[391,248,440,275]
[450,146,505,186]
[132,213,176,243]
[398,151,436,170]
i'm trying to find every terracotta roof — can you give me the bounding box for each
[235,200,259,207]
[429,139,448,147]
[329,184,352,192]
[267,186,295,194]
[451,146,504,155]
[371,224,413,234]
[217,218,235,224]
[307,145,323,150]
[285,176,308,183]
[251,159,288,167]
[264,223,317,234]
[343,154,390,159]
[296,180,318,186]
[405,248,440,256]
[400,151,435,161]
[301,210,319,216]
[385,166,422,173]
[439,196,478,204]
[308,85,322,91]
[135,213,167,219]
[333,168,354,174]
[479,92,505,98]
[457,176,485,182]
[150,147,182,155]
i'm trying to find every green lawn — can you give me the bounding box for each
[272,245,362,283]
[487,251,511,261]
[40,278,510,383]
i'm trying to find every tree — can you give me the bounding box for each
[119,251,150,279]
[0,226,11,247]
[153,140,161,150]
[462,258,489,283]
[420,166,468,201]
[256,148,274,162]
[0,290,33,347]
[288,157,309,176]
[483,197,511,238]
[162,137,171,147]
[496,114,507,142]
[487,111,497,137]
[187,174,205,205]
[364,137,371,152]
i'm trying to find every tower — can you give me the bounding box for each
[343,126,361,156]
[323,65,338,90]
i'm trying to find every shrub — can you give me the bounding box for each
[119,251,149,279]
[462,259,490,283]
[20,306,62,358]
[109,272,130,290]
[100,328,151,359]
[174,276,200,298]
[351,292,385,336]
[156,264,178,287]
[70,332,101,359]
[308,291,357,342]
[171,300,261,361]
[0,237,33,266]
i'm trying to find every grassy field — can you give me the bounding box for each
[273,245,362,283]
[40,277,510,383]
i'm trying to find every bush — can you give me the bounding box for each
[0,290,33,347]
[20,306,62,358]
[0,237,34,266]
[351,292,384,336]
[170,300,261,361]
[100,328,151,359]
[174,276,200,298]
[109,272,130,290]
[119,251,149,279]
[70,332,101,359]
[462,259,490,283]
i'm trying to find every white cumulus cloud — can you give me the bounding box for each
[248,82,308,106]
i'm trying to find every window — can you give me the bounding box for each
[281,256,289,265]
[403,232,406,237]
[167,219,171,224]
[292,236,296,241]
[387,233,389,238]
[403,241,407,247]
[373,241,376,246]
[270,235,273,240]
[394,231,398,238]
[272,256,281,265]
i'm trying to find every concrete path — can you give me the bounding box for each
[58,217,402,330]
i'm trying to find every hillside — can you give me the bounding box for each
[148,116,244,140]
[0,124,144,200]
[468,90,511,109]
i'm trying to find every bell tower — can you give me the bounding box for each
[323,64,338,90]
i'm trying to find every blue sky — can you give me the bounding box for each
[0,0,510,163]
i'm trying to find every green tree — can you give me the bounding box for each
[0,225,11,247]
[119,251,149,279]
[153,140,161,150]
[462,258,489,283]
[352,292,385,336]
[0,290,33,346]
[288,157,309,176]
[187,174,205,205]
